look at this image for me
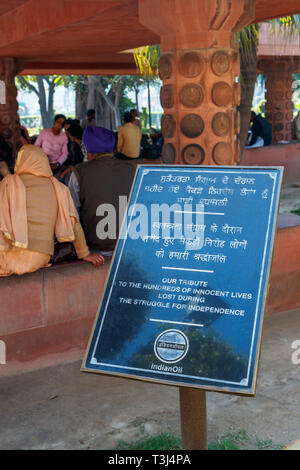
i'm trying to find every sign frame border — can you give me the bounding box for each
[81,165,284,396]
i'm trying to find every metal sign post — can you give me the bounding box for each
[180,387,207,450]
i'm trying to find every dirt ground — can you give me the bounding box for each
[0,307,299,450]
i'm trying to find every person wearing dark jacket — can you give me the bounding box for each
[68,126,136,254]
[247,112,272,147]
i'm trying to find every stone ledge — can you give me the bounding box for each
[0,223,299,374]
[241,142,300,185]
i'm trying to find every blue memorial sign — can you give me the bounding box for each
[82,165,283,395]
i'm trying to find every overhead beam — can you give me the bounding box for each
[19,62,140,76]
[254,0,300,23]
[0,0,120,49]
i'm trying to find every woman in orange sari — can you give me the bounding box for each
[0,145,104,276]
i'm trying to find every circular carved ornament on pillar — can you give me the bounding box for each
[161,114,176,138]
[274,133,284,142]
[178,52,204,78]
[211,51,230,75]
[274,123,284,131]
[159,55,173,80]
[180,114,204,138]
[212,142,232,165]
[160,85,174,109]
[1,127,13,139]
[211,112,231,136]
[274,112,284,121]
[0,114,12,125]
[211,82,232,107]
[162,143,176,164]
[182,144,205,165]
[180,84,204,108]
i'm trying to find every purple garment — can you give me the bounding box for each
[82,126,115,154]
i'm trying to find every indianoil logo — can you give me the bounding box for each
[154,329,189,364]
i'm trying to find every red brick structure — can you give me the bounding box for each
[139,0,255,166]
[257,23,300,143]
[0,58,23,155]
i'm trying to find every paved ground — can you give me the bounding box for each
[0,308,299,450]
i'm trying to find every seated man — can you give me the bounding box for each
[68,126,136,253]
[34,114,68,172]
[246,112,272,148]
[293,111,300,140]
[115,111,142,160]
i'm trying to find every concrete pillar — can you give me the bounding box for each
[0,58,24,161]
[261,57,295,144]
[139,0,255,166]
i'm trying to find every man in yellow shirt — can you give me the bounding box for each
[115,112,142,159]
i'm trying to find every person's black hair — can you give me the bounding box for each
[123,111,132,123]
[87,109,95,117]
[64,118,75,125]
[0,136,12,163]
[54,114,66,122]
[68,123,83,140]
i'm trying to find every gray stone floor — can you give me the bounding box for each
[0,308,299,450]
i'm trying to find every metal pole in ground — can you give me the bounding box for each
[179,387,207,450]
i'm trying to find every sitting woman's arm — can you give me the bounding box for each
[72,219,104,268]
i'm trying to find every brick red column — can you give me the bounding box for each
[139,0,255,166]
[0,58,24,160]
[261,58,294,144]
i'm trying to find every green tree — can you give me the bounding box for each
[66,74,161,130]
[16,75,64,128]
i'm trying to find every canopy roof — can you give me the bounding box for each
[0,0,299,75]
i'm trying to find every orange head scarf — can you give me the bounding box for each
[0,145,78,250]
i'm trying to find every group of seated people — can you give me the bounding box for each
[0,109,163,277]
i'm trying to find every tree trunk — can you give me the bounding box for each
[48,80,55,123]
[135,88,139,111]
[238,30,258,161]
[147,78,152,129]
[75,89,87,121]
[36,76,50,128]
[96,79,121,130]
[36,76,56,128]
[87,76,97,111]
